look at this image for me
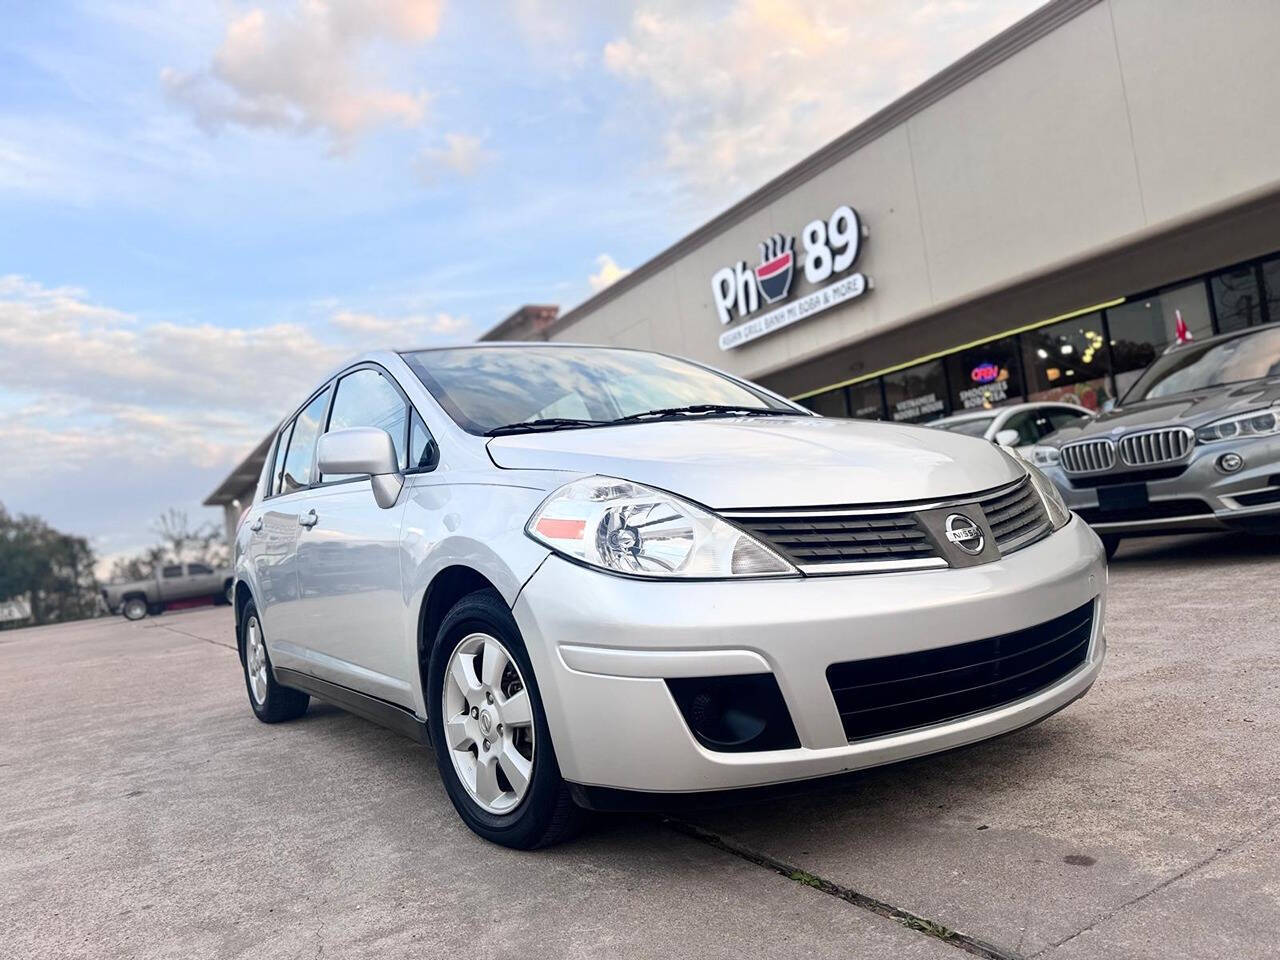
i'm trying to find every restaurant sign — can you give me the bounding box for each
[712,204,872,350]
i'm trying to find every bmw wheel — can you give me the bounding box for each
[240,600,309,723]
[428,588,582,849]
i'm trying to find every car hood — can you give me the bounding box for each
[486,415,1022,509]
[1044,377,1280,446]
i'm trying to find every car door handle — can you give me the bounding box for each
[249,517,263,533]
[298,509,319,529]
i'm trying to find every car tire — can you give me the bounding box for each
[122,596,148,621]
[240,600,309,723]
[427,588,583,849]
[1101,534,1122,560]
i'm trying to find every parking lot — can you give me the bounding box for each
[2,533,1277,960]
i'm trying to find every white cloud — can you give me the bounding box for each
[602,0,1040,198]
[587,253,630,292]
[163,0,443,152]
[331,309,470,341]
[414,131,494,181]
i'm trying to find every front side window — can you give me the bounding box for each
[937,416,995,437]
[324,369,407,482]
[401,347,789,434]
[1123,327,1280,402]
[1107,282,1214,397]
[162,565,183,578]
[187,563,213,575]
[279,388,331,493]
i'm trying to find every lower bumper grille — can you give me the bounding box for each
[1076,498,1211,524]
[826,601,1094,743]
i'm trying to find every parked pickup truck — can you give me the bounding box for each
[103,563,234,620]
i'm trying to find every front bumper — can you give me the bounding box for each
[513,516,1106,793]
[1047,434,1280,536]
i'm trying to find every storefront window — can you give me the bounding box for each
[800,388,848,417]
[1020,312,1111,411]
[943,336,1023,411]
[883,360,948,422]
[1262,256,1280,327]
[1212,265,1264,332]
[847,379,886,420]
[1106,281,1213,397]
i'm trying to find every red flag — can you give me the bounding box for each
[1174,308,1193,344]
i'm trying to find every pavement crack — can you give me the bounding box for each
[665,818,1025,960]
[149,621,236,651]
[1028,807,1280,957]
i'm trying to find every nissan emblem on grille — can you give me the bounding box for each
[944,513,985,555]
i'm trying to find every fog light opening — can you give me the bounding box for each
[667,674,800,753]
[1217,452,1244,474]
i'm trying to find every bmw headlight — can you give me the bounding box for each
[1194,405,1280,443]
[527,476,798,579]
[1030,445,1060,467]
[1022,460,1071,530]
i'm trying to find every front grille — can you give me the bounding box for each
[1117,428,1193,467]
[1060,439,1116,474]
[826,601,1094,743]
[725,477,1050,573]
[978,477,1050,551]
[731,511,939,567]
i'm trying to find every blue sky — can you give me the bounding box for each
[0,0,1040,569]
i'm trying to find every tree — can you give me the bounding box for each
[0,503,99,628]
[108,509,228,582]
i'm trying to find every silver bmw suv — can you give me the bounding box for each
[1030,323,1280,557]
[234,344,1106,848]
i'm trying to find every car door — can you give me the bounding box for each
[185,563,219,599]
[292,366,417,706]
[244,387,331,656]
[157,564,186,602]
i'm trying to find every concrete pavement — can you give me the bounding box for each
[2,532,1277,958]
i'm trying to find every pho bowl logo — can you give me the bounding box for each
[944,513,985,555]
[754,234,795,304]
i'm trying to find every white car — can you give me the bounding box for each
[234,345,1107,848]
[928,402,1096,456]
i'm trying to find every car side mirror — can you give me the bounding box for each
[994,429,1021,447]
[317,427,403,509]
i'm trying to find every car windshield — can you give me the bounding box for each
[401,346,793,434]
[934,416,995,437]
[1122,326,1280,402]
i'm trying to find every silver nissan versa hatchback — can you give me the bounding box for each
[234,344,1107,848]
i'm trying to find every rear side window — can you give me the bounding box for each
[323,369,408,482]
[280,389,331,493]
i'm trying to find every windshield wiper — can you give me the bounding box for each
[485,417,610,437]
[611,404,799,423]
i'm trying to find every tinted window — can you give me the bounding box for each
[936,417,994,437]
[799,388,848,417]
[1124,327,1280,401]
[187,563,213,575]
[883,360,948,423]
[162,565,183,578]
[402,347,788,434]
[280,389,330,493]
[324,369,407,482]
[944,337,1023,411]
[1212,265,1264,333]
[1021,313,1112,411]
[1046,408,1090,431]
[409,410,438,471]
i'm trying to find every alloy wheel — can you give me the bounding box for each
[441,632,535,814]
[245,615,269,705]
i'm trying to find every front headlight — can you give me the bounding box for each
[526,476,798,579]
[1022,460,1071,530]
[1031,445,1060,467]
[1195,405,1280,443]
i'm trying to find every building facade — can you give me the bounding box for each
[484,0,1280,424]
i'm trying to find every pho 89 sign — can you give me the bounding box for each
[711,203,873,350]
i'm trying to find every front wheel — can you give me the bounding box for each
[240,601,309,723]
[122,597,148,621]
[428,589,582,849]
